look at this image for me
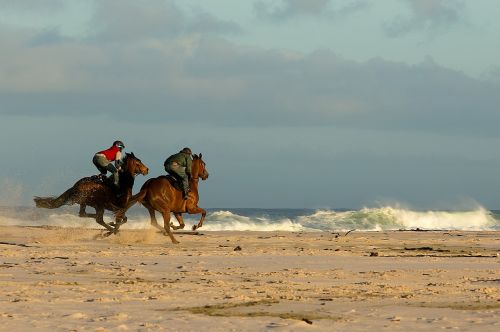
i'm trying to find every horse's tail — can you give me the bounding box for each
[34,187,74,209]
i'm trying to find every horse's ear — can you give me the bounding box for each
[131,152,135,157]
[199,153,202,159]
[193,154,198,159]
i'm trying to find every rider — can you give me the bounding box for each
[92,140,125,188]
[164,147,193,199]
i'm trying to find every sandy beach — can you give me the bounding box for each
[0,226,499,331]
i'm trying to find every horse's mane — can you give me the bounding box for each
[123,152,136,161]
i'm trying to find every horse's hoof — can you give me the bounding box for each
[171,225,184,231]
[192,225,197,231]
[93,233,105,240]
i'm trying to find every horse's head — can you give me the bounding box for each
[192,153,208,181]
[123,152,149,176]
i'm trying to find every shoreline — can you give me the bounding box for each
[0,226,499,331]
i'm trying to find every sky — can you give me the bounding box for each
[1,0,500,209]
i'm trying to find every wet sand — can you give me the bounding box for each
[0,226,499,331]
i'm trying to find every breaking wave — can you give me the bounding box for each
[200,207,499,232]
[199,210,305,232]
[1,205,499,232]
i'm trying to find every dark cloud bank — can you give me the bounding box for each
[2,0,495,138]
[1,39,499,137]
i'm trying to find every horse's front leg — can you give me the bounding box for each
[171,213,185,230]
[112,212,128,231]
[94,207,115,234]
[187,206,206,230]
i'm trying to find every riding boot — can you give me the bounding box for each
[113,172,120,188]
[182,179,190,200]
[182,190,189,200]
[181,185,190,199]
[106,174,119,192]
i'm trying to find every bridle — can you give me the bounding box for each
[191,159,207,181]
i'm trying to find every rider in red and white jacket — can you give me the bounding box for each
[92,140,125,187]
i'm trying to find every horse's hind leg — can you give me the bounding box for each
[79,204,97,218]
[188,206,206,230]
[78,205,85,217]
[171,213,185,230]
[160,210,179,244]
[144,203,164,233]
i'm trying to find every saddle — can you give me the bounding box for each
[90,174,118,191]
[160,175,183,192]
[90,174,107,184]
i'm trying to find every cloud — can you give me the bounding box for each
[88,0,185,42]
[0,0,65,13]
[254,0,331,20]
[482,66,500,83]
[185,12,243,36]
[27,27,71,47]
[0,0,498,138]
[335,0,370,16]
[253,0,369,21]
[384,0,466,37]
[1,25,499,138]
[88,0,241,42]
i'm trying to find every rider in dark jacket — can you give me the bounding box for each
[164,147,192,199]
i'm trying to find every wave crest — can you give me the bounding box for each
[1,206,498,231]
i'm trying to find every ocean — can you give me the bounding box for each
[1,205,499,232]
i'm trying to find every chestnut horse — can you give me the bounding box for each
[34,152,149,234]
[117,153,208,244]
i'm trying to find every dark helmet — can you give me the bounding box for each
[113,140,125,149]
[180,147,192,155]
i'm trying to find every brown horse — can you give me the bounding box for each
[34,152,149,234]
[117,153,209,244]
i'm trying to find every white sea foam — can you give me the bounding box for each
[200,207,498,232]
[295,207,498,231]
[392,207,496,230]
[199,211,306,231]
[1,205,498,231]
